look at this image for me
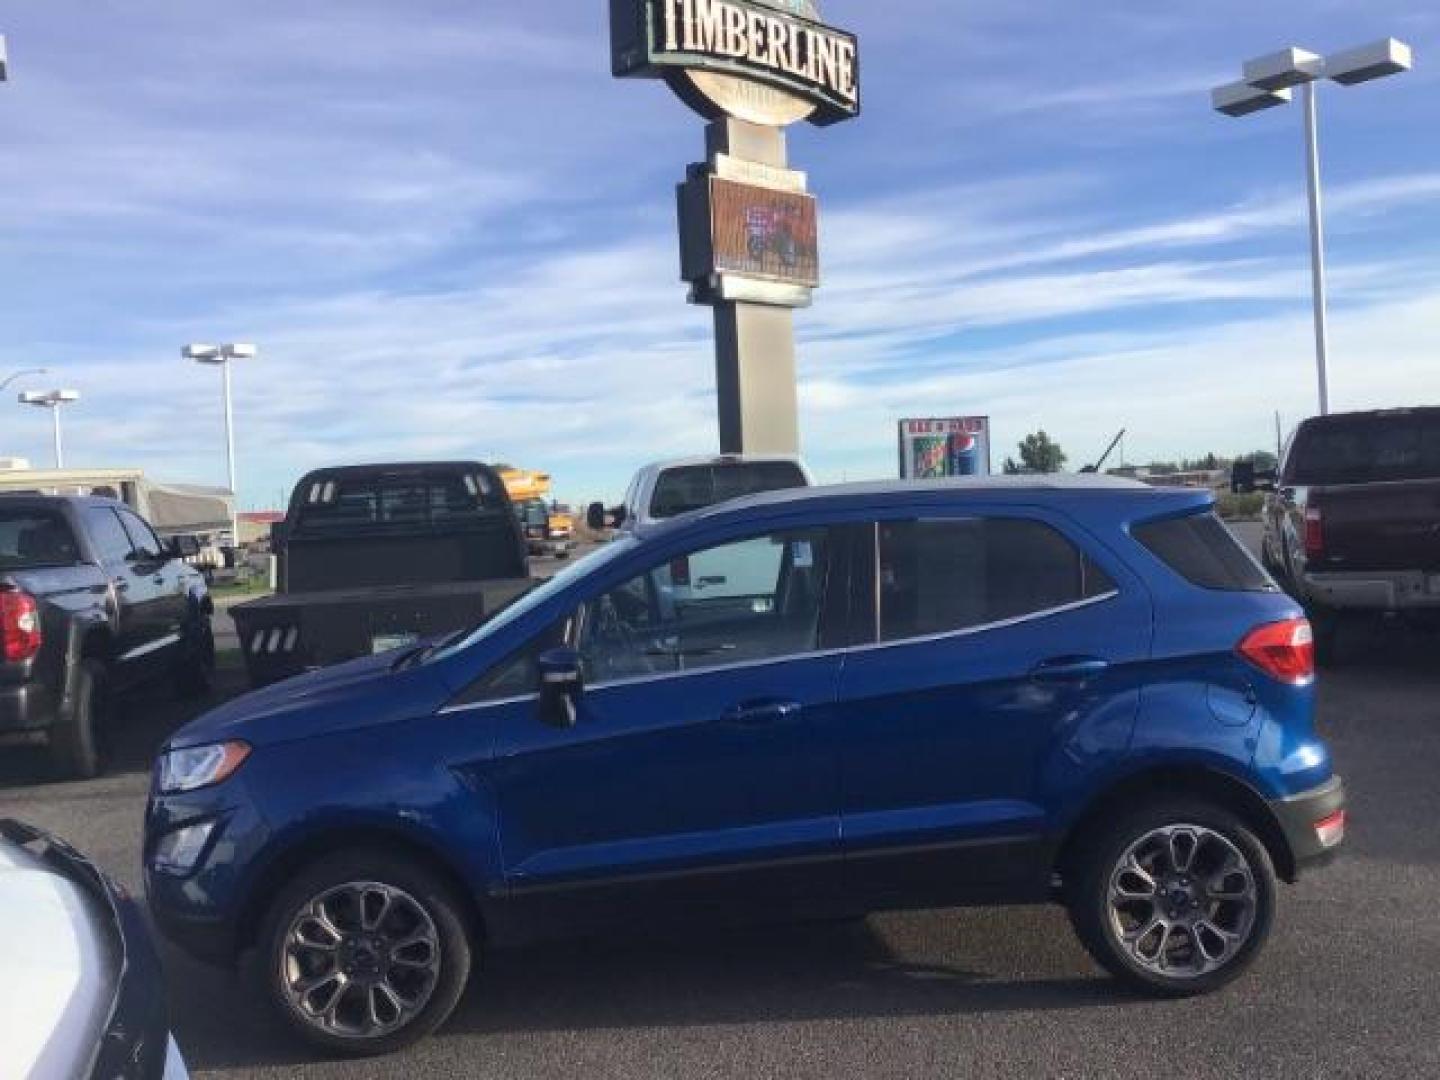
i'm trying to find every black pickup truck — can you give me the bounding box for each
[1,496,213,778]
[231,462,533,687]
[1237,407,1440,661]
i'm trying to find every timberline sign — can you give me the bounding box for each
[610,0,861,127]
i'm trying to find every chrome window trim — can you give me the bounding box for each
[438,692,538,716]
[439,589,1121,711]
[852,589,1121,656]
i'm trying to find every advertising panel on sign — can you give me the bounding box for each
[898,418,993,479]
[711,178,819,287]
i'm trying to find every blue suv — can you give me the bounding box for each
[144,478,1345,1055]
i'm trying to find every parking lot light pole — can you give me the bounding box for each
[1212,38,1414,417]
[18,389,81,468]
[184,343,257,546]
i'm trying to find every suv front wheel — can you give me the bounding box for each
[1068,799,1277,996]
[257,850,474,1056]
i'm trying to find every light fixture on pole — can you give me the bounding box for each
[1212,38,1414,417]
[184,342,257,548]
[18,389,81,469]
[1,367,48,393]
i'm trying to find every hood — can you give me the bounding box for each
[0,837,118,1079]
[168,649,452,750]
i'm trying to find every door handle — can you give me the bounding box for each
[152,575,165,585]
[1031,657,1110,683]
[721,699,803,725]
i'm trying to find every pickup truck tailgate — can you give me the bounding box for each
[1314,480,1440,571]
[232,578,533,687]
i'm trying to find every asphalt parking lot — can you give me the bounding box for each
[2,528,1438,1078]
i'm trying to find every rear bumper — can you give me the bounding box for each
[1271,776,1347,873]
[0,680,58,737]
[1301,569,1440,612]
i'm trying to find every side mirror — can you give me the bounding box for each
[167,535,201,560]
[586,503,628,531]
[537,648,583,729]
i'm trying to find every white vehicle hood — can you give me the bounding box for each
[0,840,118,1080]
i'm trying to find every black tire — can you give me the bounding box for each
[1067,798,1277,997]
[256,849,474,1057]
[49,658,108,780]
[173,619,217,700]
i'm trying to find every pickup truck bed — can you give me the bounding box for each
[232,578,533,687]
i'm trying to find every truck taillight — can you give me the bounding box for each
[1,590,42,663]
[1303,506,1324,561]
[1237,618,1315,686]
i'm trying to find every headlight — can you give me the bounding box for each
[156,741,251,794]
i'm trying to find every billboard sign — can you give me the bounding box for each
[898,417,992,479]
[610,0,860,127]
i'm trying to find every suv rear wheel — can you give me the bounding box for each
[257,850,473,1056]
[1067,799,1277,996]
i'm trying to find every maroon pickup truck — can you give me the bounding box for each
[1242,408,1440,662]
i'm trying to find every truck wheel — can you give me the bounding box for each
[1067,799,1276,997]
[49,659,109,780]
[174,620,217,699]
[257,850,474,1057]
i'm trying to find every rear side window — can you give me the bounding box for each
[878,518,1116,642]
[0,509,81,569]
[1133,512,1273,592]
[649,462,807,520]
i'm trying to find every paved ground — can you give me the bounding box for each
[2,525,1437,1078]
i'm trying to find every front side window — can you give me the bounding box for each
[119,510,163,561]
[83,507,136,564]
[878,518,1116,643]
[579,527,831,683]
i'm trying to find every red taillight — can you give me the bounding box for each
[1303,506,1324,561]
[1237,617,1315,686]
[669,557,691,587]
[1,589,43,663]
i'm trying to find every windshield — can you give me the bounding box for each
[1288,413,1440,485]
[0,509,81,570]
[427,535,639,662]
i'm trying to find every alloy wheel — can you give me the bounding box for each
[279,881,442,1041]
[1106,824,1258,978]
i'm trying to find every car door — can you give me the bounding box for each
[835,510,1151,909]
[489,523,848,933]
[80,507,162,689]
[114,509,184,680]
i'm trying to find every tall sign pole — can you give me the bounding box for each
[610,0,861,455]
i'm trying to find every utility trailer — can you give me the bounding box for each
[231,462,532,687]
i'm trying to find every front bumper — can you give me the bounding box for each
[1301,569,1440,612]
[1272,775,1347,873]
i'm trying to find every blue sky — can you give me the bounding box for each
[1,0,1437,506]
